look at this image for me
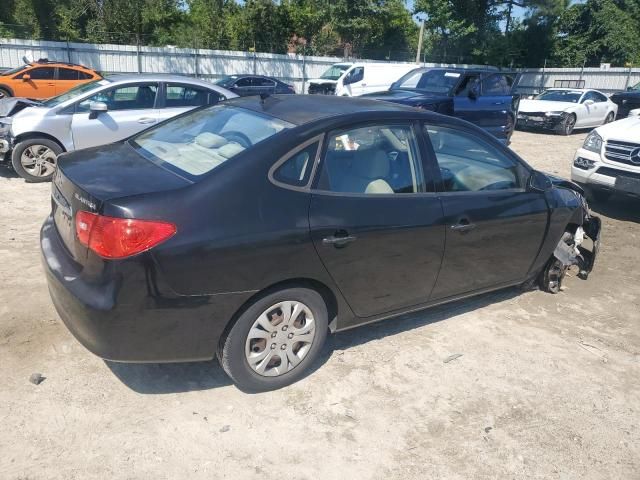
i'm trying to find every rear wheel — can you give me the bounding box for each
[11,138,62,182]
[604,111,614,124]
[0,87,11,100]
[556,114,576,136]
[218,287,328,392]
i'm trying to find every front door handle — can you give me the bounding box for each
[323,232,357,247]
[137,117,156,124]
[450,218,476,233]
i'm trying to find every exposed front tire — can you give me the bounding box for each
[11,138,62,182]
[556,114,576,136]
[0,87,11,100]
[218,287,328,392]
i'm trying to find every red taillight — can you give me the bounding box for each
[75,211,176,259]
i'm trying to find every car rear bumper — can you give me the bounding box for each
[41,215,253,363]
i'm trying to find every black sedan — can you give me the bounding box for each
[610,81,640,118]
[41,95,601,392]
[214,74,296,96]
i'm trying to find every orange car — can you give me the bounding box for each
[0,59,101,100]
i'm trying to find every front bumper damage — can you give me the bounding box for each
[542,202,602,293]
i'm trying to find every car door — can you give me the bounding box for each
[478,73,518,140]
[452,73,481,124]
[70,82,159,150]
[424,123,549,299]
[231,77,253,96]
[253,77,277,95]
[309,122,445,318]
[14,66,56,98]
[579,91,603,126]
[156,82,222,122]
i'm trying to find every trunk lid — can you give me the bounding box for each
[52,141,191,261]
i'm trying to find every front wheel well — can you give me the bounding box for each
[0,84,14,96]
[217,278,339,353]
[13,132,66,152]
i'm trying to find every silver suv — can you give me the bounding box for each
[0,74,236,181]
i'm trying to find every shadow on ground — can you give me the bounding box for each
[106,287,521,395]
[0,165,18,179]
[589,194,640,223]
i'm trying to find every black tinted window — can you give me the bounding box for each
[318,124,423,194]
[78,71,94,80]
[22,67,55,80]
[235,77,252,87]
[273,141,319,187]
[58,68,79,80]
[455,75,480,96]
[426,125,523,192]
[165,84,210,107]
[255,77,275,87]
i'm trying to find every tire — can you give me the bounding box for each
[556,114,576,136]
[11,138,62,182]
[0,87,11,100]
[586,186,612,203]
[604,111,614,124]
[218,287,328,392]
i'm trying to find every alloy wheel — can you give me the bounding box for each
[21,145,57,178]
[565,115,576,135]
[245,300,316,377]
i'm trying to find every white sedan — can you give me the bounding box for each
[517,88,618,135]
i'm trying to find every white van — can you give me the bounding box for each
[307,63,353,95]
[334,63,418,97]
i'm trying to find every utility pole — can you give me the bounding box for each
[416,19,425,65]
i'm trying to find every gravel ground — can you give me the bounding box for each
[0,130,638,480]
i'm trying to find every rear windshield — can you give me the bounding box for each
[132,105,294,177]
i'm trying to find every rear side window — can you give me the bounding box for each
[132,105,293,178]
[58,68,80,80]
[317,124,423,194]
[164,84,211,107]
[78,71,94,80]
[425,125,524,192]
[77,83,158,112]
[273,140,320,187]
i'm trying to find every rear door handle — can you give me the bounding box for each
[137,117,156,124]
[322,233,357,247]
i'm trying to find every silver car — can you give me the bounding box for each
[0,74,237,181]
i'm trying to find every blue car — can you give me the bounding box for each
[362,68,520,144]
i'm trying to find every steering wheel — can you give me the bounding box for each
[221,131,252,148]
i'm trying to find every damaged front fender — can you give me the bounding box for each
[541,197,601,293]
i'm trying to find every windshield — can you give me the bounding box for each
[41,79,109,107]
[393,69,461,94]
[630,81,640,91]
[132,105,294,178]
[535,90,582,103]
[0,65,27,76]
[320,65,350,80]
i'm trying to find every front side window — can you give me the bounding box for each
[425,125,524,192]
[164,84,211,107]
[132,105,293,178]
[482,74,513,95]
[235,78,252,88]
[19,67,55,80]
[454,75,480,97]
[77,83,158,112]
[317,124,423,194]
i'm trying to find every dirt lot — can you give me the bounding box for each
[0,131,638,480]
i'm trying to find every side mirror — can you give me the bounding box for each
[528,170,552,193]
[22,74,31,81]
[584,99,594,106]
[88,101,108,119]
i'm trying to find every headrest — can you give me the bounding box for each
[195,132,227,149]
[218,142,245,158]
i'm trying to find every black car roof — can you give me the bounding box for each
[227,94,419,125]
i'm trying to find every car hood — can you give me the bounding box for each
[593,115,640,140]
[0,97,43,117]
[519,99,576,113]
[363,89,448,102]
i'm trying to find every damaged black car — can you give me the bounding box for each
[41,95,601,392]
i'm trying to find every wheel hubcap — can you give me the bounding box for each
[245,300,316,377]
[21,145,57,177]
